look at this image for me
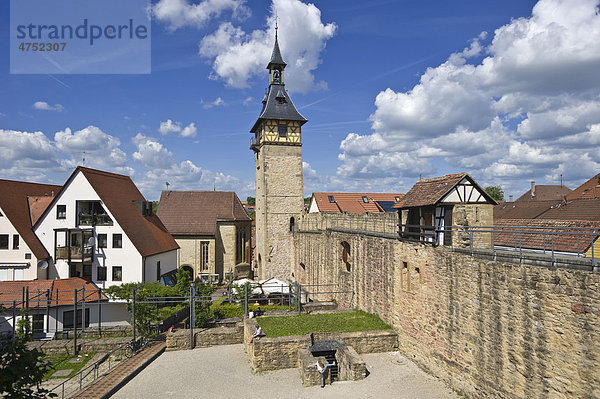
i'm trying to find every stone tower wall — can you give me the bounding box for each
[255,144,304,280]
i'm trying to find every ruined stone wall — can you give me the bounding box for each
[294,230,600,398]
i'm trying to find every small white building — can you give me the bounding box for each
[0,179,61,281]
[0,277,130,336]
[33,167,179,288]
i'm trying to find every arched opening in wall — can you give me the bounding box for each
[290,217,295,233]
[300,262,306,270]
[341,241,351,272]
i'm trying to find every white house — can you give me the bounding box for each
[30,167,179,288]
[0,179,61,281]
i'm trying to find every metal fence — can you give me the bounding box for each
[47,336,153,399]
[0,287,115,352]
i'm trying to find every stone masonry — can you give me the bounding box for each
[255,144,304,281]
[294,228,600,398]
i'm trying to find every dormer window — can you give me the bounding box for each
[328,195,335,203]
[278,124,287,137]
[395,196,400,202]
[362,196,369,203]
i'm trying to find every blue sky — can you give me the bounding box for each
[2,0,600,201]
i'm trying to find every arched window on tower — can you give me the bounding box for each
[290,217,295,233]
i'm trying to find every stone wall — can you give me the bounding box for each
[243,318,398,371]
[166,323,243,351]
[27,336,130,355]
[294,229,600,398]
[255,144,304,281]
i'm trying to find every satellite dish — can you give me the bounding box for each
[37,260,48,270]
[87,237,96,247]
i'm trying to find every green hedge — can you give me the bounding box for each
[208,303,284,319]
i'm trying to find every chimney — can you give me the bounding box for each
[530,181,535,198]
[509,195,513,202]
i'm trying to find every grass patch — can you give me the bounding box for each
[42,352,95,379]
[257,310,391,338]
[209,303,286,319]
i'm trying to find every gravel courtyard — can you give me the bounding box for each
[113,344,459,399]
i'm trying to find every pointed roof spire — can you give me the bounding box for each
[267,24,286,70]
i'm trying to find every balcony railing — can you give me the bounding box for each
[78,213,113,226]
[56,245,93,261]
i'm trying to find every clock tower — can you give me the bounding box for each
[250,27,307,280]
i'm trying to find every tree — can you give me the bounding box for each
[0,336,56,398]
[246,197,255,206]
[485,185,505,201]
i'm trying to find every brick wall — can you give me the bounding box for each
[294,229,600,398]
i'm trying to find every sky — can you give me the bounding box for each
[1,0,600,201]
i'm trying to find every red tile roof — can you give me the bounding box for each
[77,168,179,257]
[157,191,252,235]
[0,180,62,260]
[312,193,403,214]
[494,200,558,220]
[493,218,600,254]
[28,196,55,225]
[536,198,600,221]
[495,198,600,222]
[515,185,571,202]
[566,173,600,200]
[0,278,106,309]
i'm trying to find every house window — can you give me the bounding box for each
[0,235,8,249]
[57,205,66,219]
[200,241,209,271]
[12,235,19,250]
[112,234,122,248]
[362,196,369,203]
[97,266,107,281]
[63,308,90,329]
[278,124,287,137]
[97,234,107,248]
[32,314,44,333]
[25,253,31,259]
[395,196,400,202]
[328,195,335,203]
[0,269,8,281]
[156,261,161,281]
[14,269,24,280]
[112,266,122,281]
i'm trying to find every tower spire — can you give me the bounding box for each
[267,24,286,70]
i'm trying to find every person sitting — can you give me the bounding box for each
[249,325,264,344]
[254,306,263,317]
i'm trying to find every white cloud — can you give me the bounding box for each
[181,122,198,137]
[199,0,336,92]
[333,0,600,195]
[54,126,120,153]
[33,101,64,112]
[243,96,254,106]
[152,0,250,31]
[202,97,226,109]
[132,133,175,169]
[0,129,56,167]
[158,119,182,135]
[158,119,197,137]
[54,126,132,174]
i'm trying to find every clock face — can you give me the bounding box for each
[273,70,281,83]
